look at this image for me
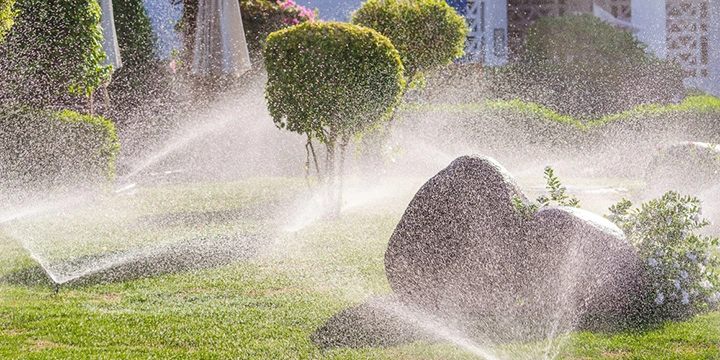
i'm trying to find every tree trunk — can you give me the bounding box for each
[338,136,349,211]
[325,129,340,217]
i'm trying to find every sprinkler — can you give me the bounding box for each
[54,282,60,295]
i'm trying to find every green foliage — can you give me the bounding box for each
[0,0,14,43]
[264,21,405,144]
[608,192,720,321]
[538,166,580,207]
[107,0,169,116]
[0,179,719,358]
[524,14,647,64]
[512,166,578,218]
[113,0,155,69]
[351,0,468,79]
[487,14,685,118]
[0,0,111,105]
[0,104,120,189]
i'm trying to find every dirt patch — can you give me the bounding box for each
[26,338,73,351]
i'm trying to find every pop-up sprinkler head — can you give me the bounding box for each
[53,282,60,295]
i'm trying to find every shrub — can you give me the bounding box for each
[264,21,404,211]
[106,0,174,119]
[487,15,685,118]
[0,104,120,189]
[109,0,157,88]
[608,192,720,321]
[351,0,467,80]
[0,0,14,43]
[0,0,111,107]
[523,14,646,64]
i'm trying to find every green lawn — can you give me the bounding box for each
[1,177,718,359]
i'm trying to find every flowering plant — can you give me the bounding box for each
[608,191,720,320]
[241,0,319,54]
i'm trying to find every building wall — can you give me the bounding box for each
[460,0,509,65]
[634,0,719,96]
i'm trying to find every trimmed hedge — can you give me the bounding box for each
[264,21,405,144]
[0,0,13,43]
[0,0,111,106]
[0,105,120,189]
[351,0,467,79]
[397,95,720,177]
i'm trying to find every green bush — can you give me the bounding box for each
[106,0,172,118]
[524,14,646,64]
[487,15,685,118]
[109,0,157,88]
[0,0,111,106]
[351,0,467,80]
[265,21,405,145]
[0,104,120,189]
[0,0,14,43]
[608,193,720,322]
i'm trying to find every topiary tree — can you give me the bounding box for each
[0,0,111,109]
[351,0,467,82]
[264,21,405,212]
[0,0,14,44]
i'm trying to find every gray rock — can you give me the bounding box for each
[385,155,647,339]
[385,155,529,322]
[521,206,647,333]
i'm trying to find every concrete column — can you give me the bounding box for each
[483,0,508,66]
[707,0,720,96]
[632,0,667,59]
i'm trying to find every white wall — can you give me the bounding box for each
[705,0,720,96]
[631,0,667,59]
[483,0,508,66]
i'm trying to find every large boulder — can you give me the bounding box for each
[385,155,647,339]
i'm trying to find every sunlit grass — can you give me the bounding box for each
[0,177,718,359]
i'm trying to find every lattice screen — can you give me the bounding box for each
[666,0,710,79]
[465,0,485,61]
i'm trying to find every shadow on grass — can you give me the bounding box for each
[311,297,436,349]
[0,234,265,290]
[135,202,280,228]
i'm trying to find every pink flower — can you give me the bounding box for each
[278,0,295,9]
[292,18,299,24]
[299,7,315,21]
